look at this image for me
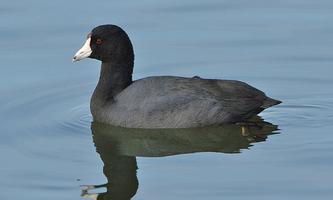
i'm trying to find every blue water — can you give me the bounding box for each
[1,0,333,199]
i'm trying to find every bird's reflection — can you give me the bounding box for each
[81,117,279,200]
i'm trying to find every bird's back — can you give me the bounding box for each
[93,76,280,128]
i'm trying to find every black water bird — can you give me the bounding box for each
[73,25,281,128]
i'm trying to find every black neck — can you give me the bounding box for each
[95,61,133,101]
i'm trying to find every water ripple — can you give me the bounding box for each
[57,103,92,134]
[266,98,333,128]
[1,82,94,139]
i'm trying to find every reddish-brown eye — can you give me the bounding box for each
[96,38,102,45]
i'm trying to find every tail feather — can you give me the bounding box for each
[261,97,282,109]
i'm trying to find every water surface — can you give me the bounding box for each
[1,0,333,199]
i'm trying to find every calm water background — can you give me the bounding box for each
[1,0,333,199]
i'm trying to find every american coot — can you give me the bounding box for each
[73,25,281,128]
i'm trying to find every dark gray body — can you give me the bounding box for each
[91,76,280,128]
[74,25,281,128]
